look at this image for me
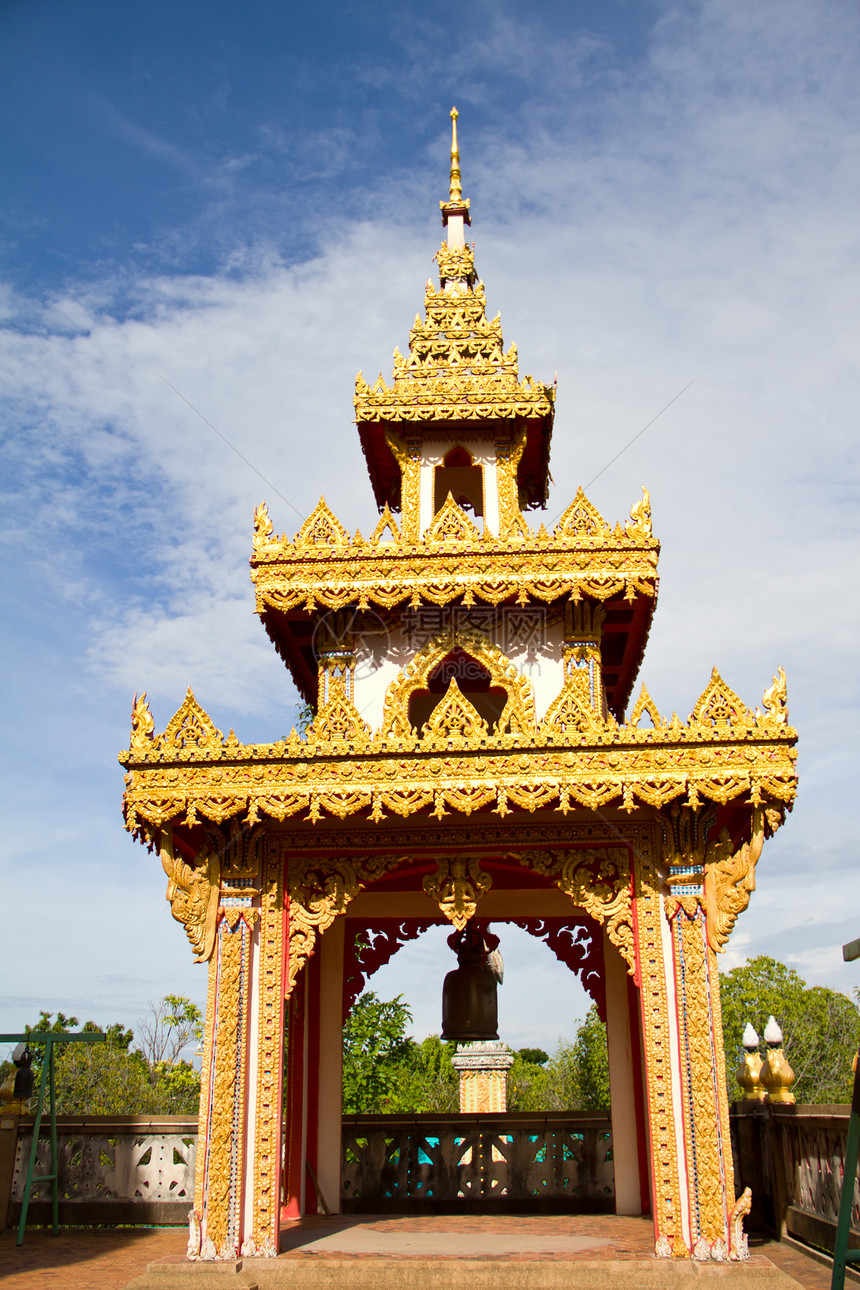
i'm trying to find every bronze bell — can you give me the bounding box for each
[441,922,502,1042]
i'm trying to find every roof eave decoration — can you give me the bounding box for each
[249,487,659,613]
[120,668,797,835]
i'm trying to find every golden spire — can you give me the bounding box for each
[440,106,470,227]
[449,107,462,203]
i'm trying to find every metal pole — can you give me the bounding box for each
[17,1047,49,1246]
[49,1041,58,1236]
[831,933,860,1290]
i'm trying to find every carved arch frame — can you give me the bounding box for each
[379,626,537,738]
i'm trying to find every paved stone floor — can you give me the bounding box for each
[0,1217,844,1290]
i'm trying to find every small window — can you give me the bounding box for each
[434,446,484,516]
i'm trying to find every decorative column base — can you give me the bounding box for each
[452,1042,514,1113]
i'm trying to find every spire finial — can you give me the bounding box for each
[440,107,470,236]
[449,106,462,203]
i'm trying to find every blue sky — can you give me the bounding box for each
[1,0,859,1056]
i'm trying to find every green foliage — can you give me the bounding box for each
[517,1047,549,1066]
[568,1005,611,1111]
[720,956,860,1104]
[342,992,415,1113]
[5,997,202,1115]
[509,1007,609,1111]
[342,992,611,1114]
[388,1035,460,1113]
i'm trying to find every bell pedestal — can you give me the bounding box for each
[452,1042,514,1113]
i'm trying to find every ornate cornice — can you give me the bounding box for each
[120,669,797,833]
[250,487,659,613]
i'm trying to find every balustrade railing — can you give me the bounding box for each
[341,1111,615,1210]
[8,1116,196,1226]
[731,1102,860,1254]
[6,1103,860,1244]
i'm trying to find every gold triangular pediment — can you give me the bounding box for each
[162,689,224,754]
[541,686,599,736]
[626,684,663,730]
[369,504,401,546]
[426,494,480,544]
[307,683,370,747]
[423,678,488,743]
[690,669,752,731]
[294,497,350,550]
[554,487,610,540]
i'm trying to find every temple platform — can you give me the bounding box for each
[0,1216,842,1290]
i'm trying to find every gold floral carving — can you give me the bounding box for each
[130,692,155,752]
[295,497,351,549]
[368,504,400,545]
[122,666,797,830]
[423,857,491,929]
[516,848,635,974]
[702,810,765,953]
[495,429,528,538]
[628,486,652,538]
[426,494,481,544]
[161,688,224,756]
[423,679,488,745]
[286,854,406,991]
[205,917,250,1258]
[385,431,421,543]
[435,241,476,285]
[306,674,370,748]
[761,667,788,724]
[676,910,731,1250]
[251,838,284,1256]
[631,838,684,1256]
[193,938,220,1224]
[160,831,219,962]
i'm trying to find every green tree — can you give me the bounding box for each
[388,1035,459,1113]
[567,1005,611,1111]
[508,1050,551,1110]
[342,992,415,1112]
[517,1047,549,1066]
[720,956,860,1104]
[136,994,202,1078]
[2,998,202,1115]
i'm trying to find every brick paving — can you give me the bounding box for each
[0,1227,186,1290]
[0,1217,845,1289]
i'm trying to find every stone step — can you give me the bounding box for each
[125,1256,804,1290]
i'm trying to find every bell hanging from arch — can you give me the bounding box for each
[441,921,503,1043]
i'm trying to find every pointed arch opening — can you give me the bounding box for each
[434,445,484,517]
[409,647,508,732]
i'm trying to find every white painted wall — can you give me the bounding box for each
[353,625,409,730]
[353,617,564,732]
[604,933,643,1216]
[506,619,563,721]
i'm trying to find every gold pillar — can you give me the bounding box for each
[188,831,286,1260]
[634,814,751,1262]
[452,1043,514,1113]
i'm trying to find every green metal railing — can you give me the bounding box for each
[1,1031,105,1246]
[831,938,860,1290]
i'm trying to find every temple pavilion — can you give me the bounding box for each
[120,110,798,1263]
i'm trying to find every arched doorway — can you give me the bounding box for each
[283,853,650,1219]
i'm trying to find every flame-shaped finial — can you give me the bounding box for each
[449,107,462,203]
